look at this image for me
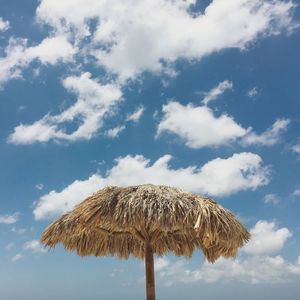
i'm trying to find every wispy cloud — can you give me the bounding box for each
[6,243,15,251]
[264,194,280,205]
[201,80,233,106]
[291,141,300,158]
[11,253,23,262]
[11,227,26,235]
[242,119,290,146]
[0,212,19,224]
[106,125,126,138]
[0,36,75,87]
[8,73,122,144]
[23,240,47,253]
[126,106,145,123]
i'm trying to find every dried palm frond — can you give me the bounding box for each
[41,184,249,263]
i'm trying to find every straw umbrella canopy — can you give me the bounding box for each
[41,184,250,300]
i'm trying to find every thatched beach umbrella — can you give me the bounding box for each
[41,184,250,300]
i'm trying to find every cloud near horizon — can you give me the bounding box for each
[152,220,299,285]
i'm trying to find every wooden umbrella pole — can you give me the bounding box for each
[145,243,156,300]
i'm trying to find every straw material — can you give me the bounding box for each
[41,184,250,263]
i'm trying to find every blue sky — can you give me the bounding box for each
[1,0,300,299]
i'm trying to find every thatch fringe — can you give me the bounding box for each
[41,184,250,262]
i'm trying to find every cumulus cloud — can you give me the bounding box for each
[23,240,47,253]
[3,1,298,144]
[0,36,75,87]
[0,212,19,224]
[157,98,290,149]
[0,1,297,87]
[243,221,292,255]
[0,17,10,32]
[242,119,290,146]
[157,255,300,285]
[33,152,269,220]
[154,221,299,285]
[157,101,247,148]
[201,80,232,105]
[8,72,122,144]
[35,0,297,81]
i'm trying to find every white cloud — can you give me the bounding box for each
[161,255,300,285]
[23,240,47,253]
[0,1,297,87]
[242,119,290,146]
[0,36,75,87]
[157,101,290,149]
[105,106,145,139]
[11,253,24,262]
[25,35,76,64]
[0,213,19,224]
[155,221,299,285]
[0,17,10,32]
[264,193,280,205]
[34,152,269,220]
[247,87,258,98]
[126,106,145,122]
[201,80,232,105]
[243,221,292,255]
[106,125,126,138]
[34,174,104,220]
[157,101,247,148]
[292,189,300,197]
[8,72,122,144]
[35,0,297,81]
